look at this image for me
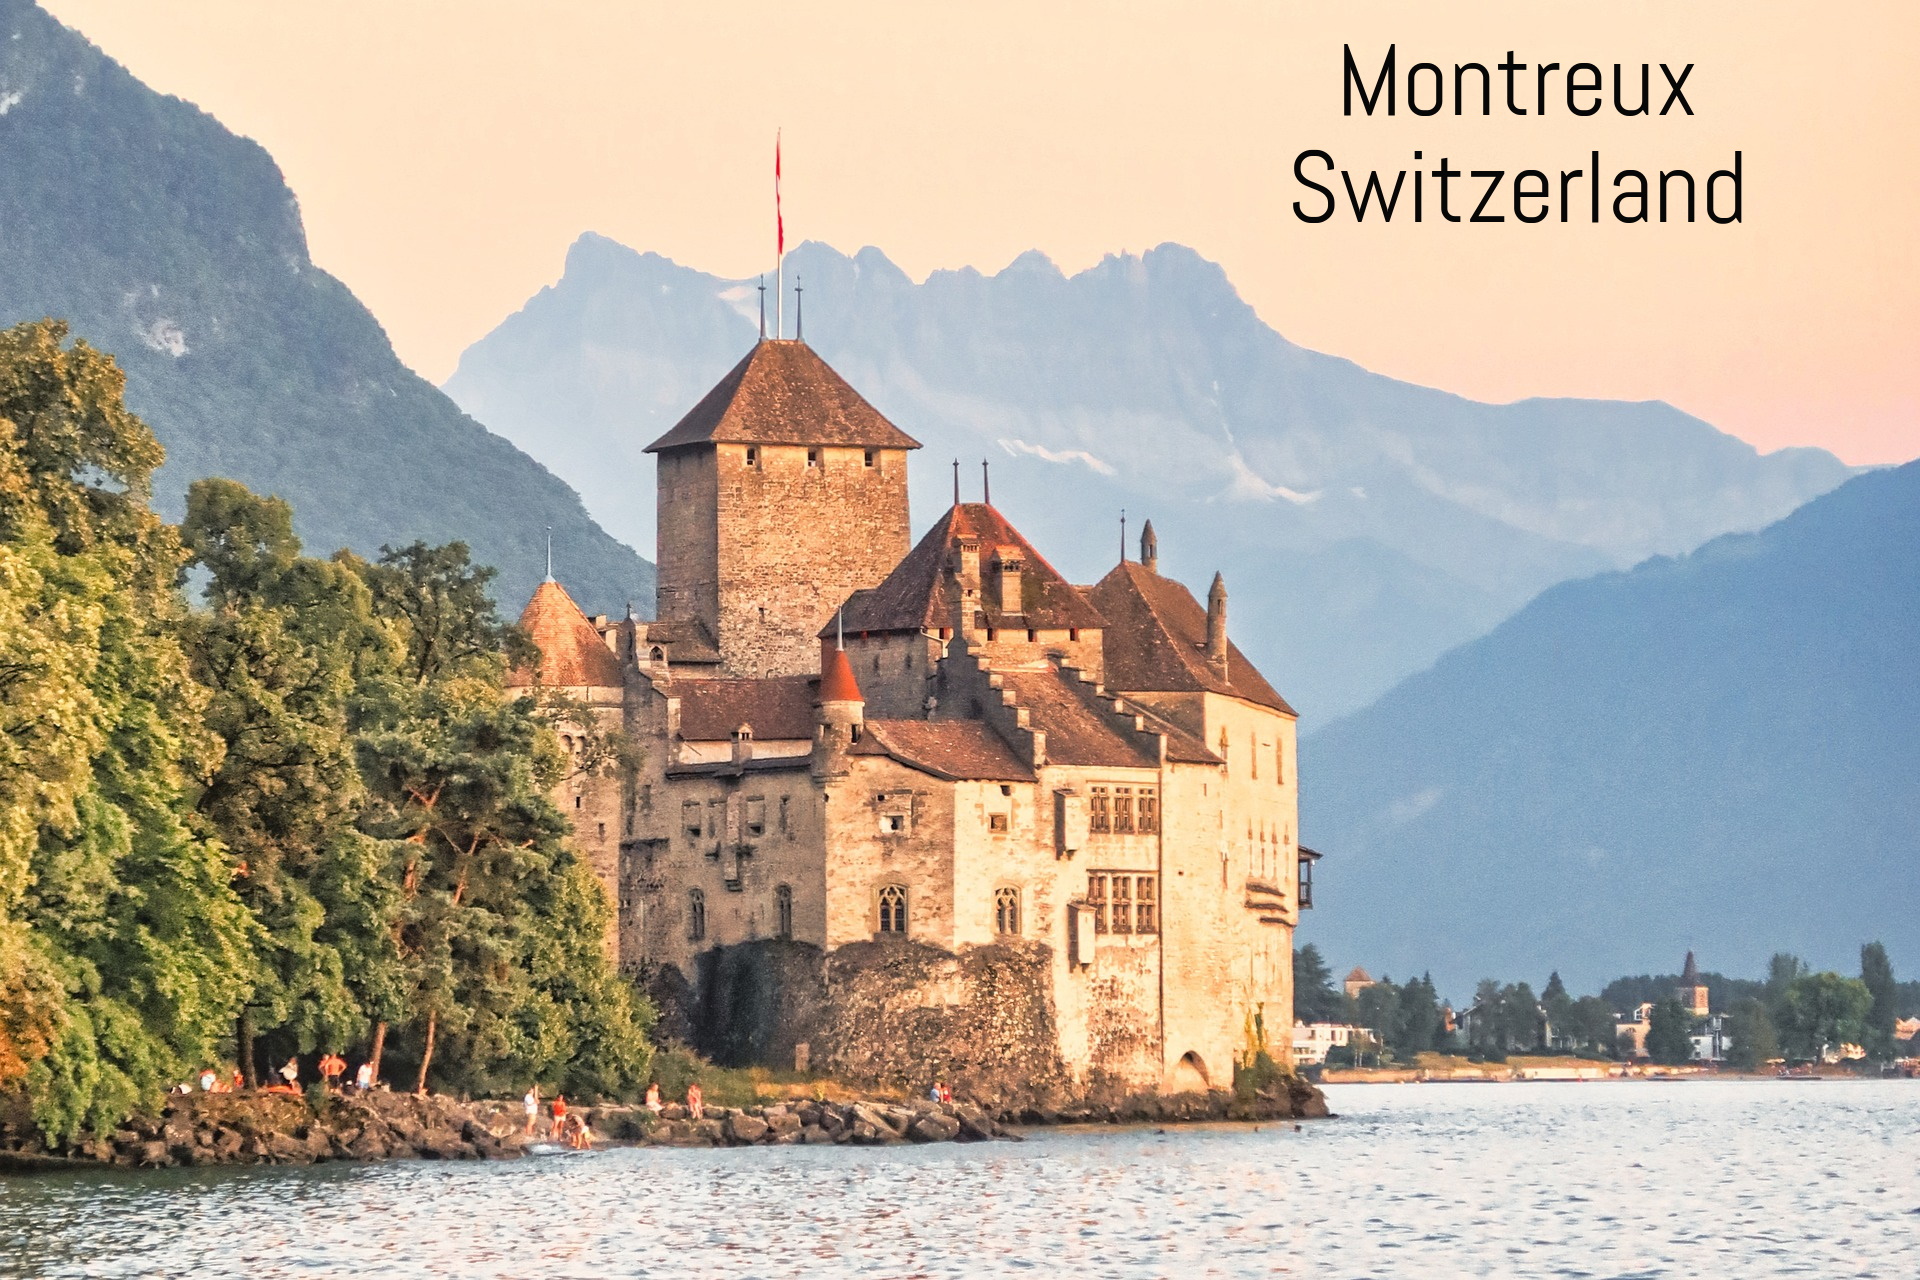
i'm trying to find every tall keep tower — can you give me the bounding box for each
[645,339,920,677]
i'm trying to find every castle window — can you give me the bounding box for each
[1251,735,1259,779]
[1219,730,1230,765]
[574,795,583,810]
[1087,873,1108,933]
[995,886,1021,936]
[597,822,606,840]
[1113,787,1134,834]
[1069,628,1079,642]
[988,813,1009,833]
[881,813,906,835]
[688,890,706,942]
[985,627,996,642]
[779,795,791,837]
[863,449,875,468]
[640,784,653,813]
[1137,788,1159,834]
[904,651,913,670]
[872,654,881,673]
[877,884,908,934]
[1276,741,1285,785]
[650,646,664,662]
[746,446,759,467]
[1089,786,1111,833]
[683,800,703,839]
[776,884,793,940]
[745,796,766,837]
[807,448,818,467]
[1026,629,1037,642]
[1110,875,1134,933]
[1135,875,1158,934]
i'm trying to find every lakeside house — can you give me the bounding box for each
[1291,1021,1360,1067]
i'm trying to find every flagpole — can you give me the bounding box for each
[774,129,784,340]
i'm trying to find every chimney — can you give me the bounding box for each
[952,536,982,592]
[992,547,1024,616]
[1140,520,1158,573]
[1205,572,1229,679]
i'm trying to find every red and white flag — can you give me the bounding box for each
[775,130,784,260]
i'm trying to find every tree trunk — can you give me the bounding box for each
[368,1020,388,1081]
[414,1013,436,1095]
[238,1009,257,1089]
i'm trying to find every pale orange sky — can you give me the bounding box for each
[43,0,1919,464]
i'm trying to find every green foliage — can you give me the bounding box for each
[0,322,254,1141]
[1778,972,1872,1061]
[1233,1049,1289,1103]
[1292,944,1341,1023]
[1859,942,1896,1061]
[1644,998,1695,1065]
[1724,998,1780,1070]
[0,322,654,1140]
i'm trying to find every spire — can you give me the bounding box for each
[1140,519,1158,573]
[982,458,991,505]
[545,525,554,582]
[757,275,766,340]
[1681,950,1700,983]
[795,275,804,342]
[952,458,960,507]
[1205,571,1229,676]
[1119,509,1126,565]
[836,606,845,651]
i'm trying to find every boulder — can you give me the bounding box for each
[138,1141,172,1168]
[800,1124,834,1145]
[766,1112,802,1137]
[908,1113,961,1143]
[725,1114,769,1145]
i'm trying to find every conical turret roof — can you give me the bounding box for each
[818,646,864,704]
[510,579,625,688]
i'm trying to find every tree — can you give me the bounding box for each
[1467,978,1504,1056]
[1778,972,1872,1062]
[0,321,254,1141]
[1567,997,1620,1057]
[1542,972,1574,1049]
[1644,998,1695,1065]
[352,541,651,1098]
[1354,977,1403,1060]
[1764,953,1807,1020]
[1500,982,1544,1053]
[1724,998,1779,1071]
[1859,942,1897,1062]
[1293,944,1342,1023]
[1392,974,1443,1058]
[181,479,404,1081]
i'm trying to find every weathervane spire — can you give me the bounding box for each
[757,275,766,340]
[982,459,990,505]
[1119,509,1126,565]
[952,458,960,507]
[545,525,554,582]
[795,275,804,342]
[774,129,784,340]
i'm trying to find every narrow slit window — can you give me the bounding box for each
[775,884,793,940]
[994,886,1021,936]
[688,889,706,942]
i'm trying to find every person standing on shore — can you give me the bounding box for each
[686,1081,704,1121]
[523,1086,540,1136]
[551,1094,568,1139]
[644,1081,662,1113]
[355,1060,374,1092]
[279,1057,299,1089]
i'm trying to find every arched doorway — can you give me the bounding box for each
[1172,1051,1210,1094]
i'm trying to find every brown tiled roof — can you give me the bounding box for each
[675,675,818,741]
[644,340,922,453]
[828,503,1106,636]
[510,580,625,688]
[640,618,721,665]
[1089,562,1295,716]
[997,669,1159,769]
[853,719,1035,782]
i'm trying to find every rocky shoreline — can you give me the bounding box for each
[0,1076,1328,1173]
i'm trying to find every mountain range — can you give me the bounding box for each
[0,0,651,615]
[1300,458,1920,996]
[445,233,1852,721]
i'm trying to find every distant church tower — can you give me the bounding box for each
[645,339,920,677]
[1676,951,1710,1017]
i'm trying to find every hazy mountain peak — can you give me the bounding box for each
[445,231,1853,721]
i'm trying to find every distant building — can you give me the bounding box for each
[1343,967,1376,1002]
[1291,1022,1357,1067]
[1689,1014,1729,1063]
[1615,1002,1654,1058]
[1675,951,1710,1017]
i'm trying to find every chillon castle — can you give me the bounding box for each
[510,338,1315,1102]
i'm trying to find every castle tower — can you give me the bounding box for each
[645,340,920,678]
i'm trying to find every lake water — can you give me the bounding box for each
[2,1080,1914,1279]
